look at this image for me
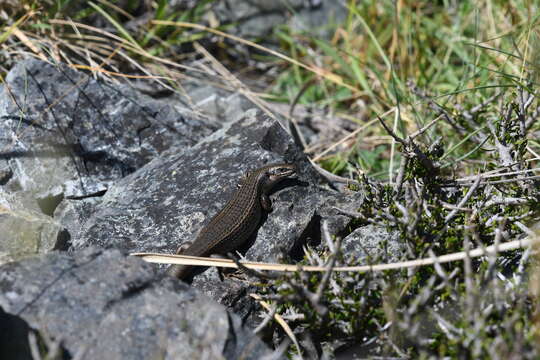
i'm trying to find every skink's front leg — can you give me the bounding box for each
[260,194,272,211]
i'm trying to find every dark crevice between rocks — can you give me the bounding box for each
[288,212,322,262]
[65,189,107,200]
[54,229,71,251]
[0,306,35,360]
[37,193,64,217]
[0,165,13,185]
[0,307,71,360]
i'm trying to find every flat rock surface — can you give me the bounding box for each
[0,58,216,200]
[0,247,273,359]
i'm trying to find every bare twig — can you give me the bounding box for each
[444,175,482,224]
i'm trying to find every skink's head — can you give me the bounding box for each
[265,163,297,183]
[249,163,297,196]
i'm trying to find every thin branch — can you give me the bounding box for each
[444,175,482,224]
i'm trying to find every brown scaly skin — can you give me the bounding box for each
[167,163,297,280]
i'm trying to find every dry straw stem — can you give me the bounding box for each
[250,293,303,360]
[132,236,539,273]
[152,20,355,94]
[0,10,35,45]
[49,19,201,73]
[11,28,48,61]
[311,107,395,162]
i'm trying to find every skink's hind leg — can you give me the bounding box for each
[260,194,273,211]
[208,253,248,281]
[166,241,194,280]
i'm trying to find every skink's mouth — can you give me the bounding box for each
[280,164,298,178]
[268,164,297,181]
[282,168,296,177]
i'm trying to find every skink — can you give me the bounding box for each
[167,163,297,280]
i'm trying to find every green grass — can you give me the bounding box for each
[271,0,539,181]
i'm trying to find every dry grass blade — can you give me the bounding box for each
[12,28,48,61]
[311,108,395,162]
[49,19,199,73]
[152,20,358,94]
[250,293,303,360]
[0,11,35,44]
[131,236,539,273]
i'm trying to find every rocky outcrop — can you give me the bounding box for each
[71,107,363,314]
[0,59,216,261]
[0,247,273,359]
[73,108,359,257]
[0,58,395,356]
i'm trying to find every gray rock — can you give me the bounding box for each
[341,225,404,264]
[0,189,67,265]
[0,58,216,201]
[74,109,360,257]
[289,1,348,39]
[185,84,257,127]
[0,247,274,359]
[213,0,303,39]
[72,109,363,310]
[53,197,101,245]
[0,59,217,261]
[212,0,346,40]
